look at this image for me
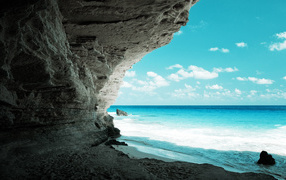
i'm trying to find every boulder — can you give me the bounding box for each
[116,109,128,116]
[257,151,275,165]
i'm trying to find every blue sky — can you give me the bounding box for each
[114,0,286,105]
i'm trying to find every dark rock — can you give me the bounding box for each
[116,109,128,116]
[105,140,128,146]
[257,151,275,165]
[107,127,121,138]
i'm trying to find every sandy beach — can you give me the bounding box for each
[0,138,276,180]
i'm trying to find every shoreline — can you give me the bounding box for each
[108,144,276,179]
[112,145,175,162]
[112,142,284,180]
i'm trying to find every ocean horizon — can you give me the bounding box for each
[108,105,286,179]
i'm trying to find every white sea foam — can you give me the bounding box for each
[109,112,117,116]
[113,115,286,157]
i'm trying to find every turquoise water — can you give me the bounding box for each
[108,106,286,179]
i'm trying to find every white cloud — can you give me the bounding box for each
[174,30,183,36]
[168,65,238,82]
[209,47,219,51]
[209,47,230,53]
[177,69,193,78]
[235,88,242,95]
[188,65,218,79]
[168,73,182,82]
[266,89,281,93]
[153,76,169,87]
[171,84,198,98]
[213,68,223,72]
[283,76,286,80]
[269,31,286,51]
[137,80,148,85]
[147,72,157,77]
[147,72,169,87]
[221,48,230,53]
[205,84,223,90]
[260,89,286,100]
[166,64,183,70]
[256,78,274,85]
[125,71,136,77]
[269,40,286,51]
[236,76,274,85]
[225,67,239,72]
[168,68,193,81]
[203,88,241,100]
[247,90,257,98]
[184,84,196,91]
[172,90,198,98]
[122,72,169,93]
[276,32,286,39]
[121,81,133,88]
[237,77,247,81]
[247,77,274,85]
[214,67,238,73]
[248,77,258,82]
[235,42,247,47]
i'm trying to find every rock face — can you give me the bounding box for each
[116,109,128,116]
[0,0,196,143]
[257,151,275,165]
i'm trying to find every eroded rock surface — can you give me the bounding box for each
[0,0,194,137]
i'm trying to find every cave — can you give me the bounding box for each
[0,0,276,179]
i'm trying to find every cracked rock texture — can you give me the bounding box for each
[0,0,195,141]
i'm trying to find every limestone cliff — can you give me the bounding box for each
[0,0,196,142]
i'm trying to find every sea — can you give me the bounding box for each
[108,105,286,179]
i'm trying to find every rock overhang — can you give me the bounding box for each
[0,0,198,139]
